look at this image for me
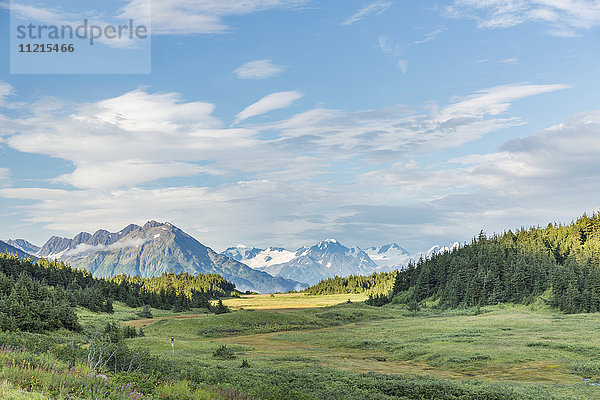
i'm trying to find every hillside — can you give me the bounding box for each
[36,221,302,293]
[305,212,600,314]
[0,240,38,260]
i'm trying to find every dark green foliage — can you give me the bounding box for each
[138,304,153,318]
[406,298,421,313]
[304,272,397,296]
[0,253,237,317]
[104,321,123,343]
[212,344,236,360]
[212,299,230,314]
[240,359,251,368]
[305,213,600,314]
[392,212,600,313]
[122,325,138,339]
[0,271,80,333]
[365,294,392,307]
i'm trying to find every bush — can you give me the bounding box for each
[212,345,236,360]
[212,300,230,315]
[365,294,391,307]
[137,305,153,319]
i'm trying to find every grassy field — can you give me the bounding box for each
[95,294,600,399]
[220,292,368,310]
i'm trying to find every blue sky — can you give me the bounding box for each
[1,0,600,252]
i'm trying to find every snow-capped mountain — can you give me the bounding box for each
[364,243,412,271]
[424,242,461,257]
[222,239,464,285]
[4,239,40,255]
[35,221,303,293]
[223,239,378,286]
[222,245,296,270]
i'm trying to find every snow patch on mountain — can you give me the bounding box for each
[222,246,296,269]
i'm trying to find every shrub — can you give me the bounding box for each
[137,305,153,319]
[212,345,236,360]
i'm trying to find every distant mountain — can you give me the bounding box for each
[0,240,38,260]
[223,239,378,286]
[37,221,303,293]
[364,243,412,271]
[424,242,461,257]
[223,240,464,285]
[222,245,296,270]
[5,239,40,255]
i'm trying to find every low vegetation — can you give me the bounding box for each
[3,212,600,398]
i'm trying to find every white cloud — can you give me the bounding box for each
[410,28,446,46]
[355,110,600,243]
[53,160,218,190]
[234,90,303,123]
[66,237,148,256]
[499,58,518,64]
[120,0,307,35]
[447,0,600,36]
[265,84,569,158]
[234,59,285,79]
[343,1,392,25]
[378,36,402,57]
[437,84,570,120]
[0,81,14,105]
[0,168,9,187]
[3,88,263,189]
[397,59,408,73]
[0,83,584,251]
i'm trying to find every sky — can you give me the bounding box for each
[1,0,600,253]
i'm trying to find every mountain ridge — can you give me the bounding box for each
[31,221,303,293]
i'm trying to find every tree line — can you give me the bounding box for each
[0,253,237,332]
[305,212,600,313]
[304,271,397,296]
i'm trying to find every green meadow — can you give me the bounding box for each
[103,294,600,399]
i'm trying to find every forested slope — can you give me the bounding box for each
[0,253,237,332]
[306,213,600,313]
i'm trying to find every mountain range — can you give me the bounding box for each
[0,240,38,260]
[222,240,461,286]
[10,221,302,293]
[4,221,460,292]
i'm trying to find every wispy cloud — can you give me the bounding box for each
[235,90,303,124]
[343,1,392,25]
[397,59,408,74]
[410,27,446,46]
[0,168,9,187]
[120,0,307,35]
[234,59,285,79]
[66,238,148,256]
[378,36,403,57]
[266,83,570,159]
[0,81,14,105]
[446,0,600,37]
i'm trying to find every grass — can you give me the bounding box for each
[220,292,367,310]
[77,302,210,330]
[116,296,600,399]
[0,380,50,399]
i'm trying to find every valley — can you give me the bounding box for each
[98,296,600,399]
